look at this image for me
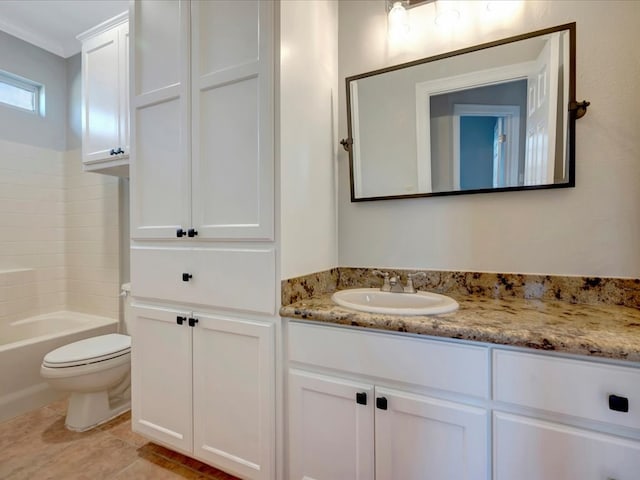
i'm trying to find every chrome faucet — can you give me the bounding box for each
[373,270,427,293]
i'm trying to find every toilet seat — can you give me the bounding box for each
[43,333,131,368]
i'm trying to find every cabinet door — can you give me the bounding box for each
[288,370,374,480]
[131,304,193,453]
[494,412,640,480]
[192,314,275,480]
[81,26,120,164]
[190,0,274,240]
[130,0,191,239]
[118,22,129,157]
[375,387,488,480]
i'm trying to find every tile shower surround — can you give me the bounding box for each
[281,267,640,308]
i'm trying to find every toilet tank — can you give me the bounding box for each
[120,283,132,335]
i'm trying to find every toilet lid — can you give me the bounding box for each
[43,333,131,368]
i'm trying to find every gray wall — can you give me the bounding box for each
[66,53,82,150]
[0,31,69,151]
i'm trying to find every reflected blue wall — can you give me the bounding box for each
[460,116,496,190]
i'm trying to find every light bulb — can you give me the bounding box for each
[388,1,410,38]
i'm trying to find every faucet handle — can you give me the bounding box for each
[405,272,427,293]
[372,270,391,291]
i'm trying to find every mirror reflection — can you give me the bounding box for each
[346,24,576,201]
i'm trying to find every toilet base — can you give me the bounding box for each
[65,391,131,432]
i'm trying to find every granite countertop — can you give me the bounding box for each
[279,292,640,362]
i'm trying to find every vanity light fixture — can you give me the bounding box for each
[435,0,461,26]
[386,0,436,37]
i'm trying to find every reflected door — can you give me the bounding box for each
[524,34,560,186]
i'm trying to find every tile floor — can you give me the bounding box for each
[0,399,240,479]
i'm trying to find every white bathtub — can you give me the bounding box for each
[0,311,118,422]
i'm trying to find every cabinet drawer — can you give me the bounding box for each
[494,412,640,480]
[493,349,640,430]
[131,245,275,315]
[289,322,489,399]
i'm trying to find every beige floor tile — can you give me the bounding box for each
[44,396,69,417]
[97,411,147,448]
[16,432,139,480]
[113,454,209,479]
[0,402,240,480]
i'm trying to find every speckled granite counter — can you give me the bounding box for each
[280,292,640,362]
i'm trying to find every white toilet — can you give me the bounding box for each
[40,284,132,432]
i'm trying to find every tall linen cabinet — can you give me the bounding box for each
[129,2,276,480]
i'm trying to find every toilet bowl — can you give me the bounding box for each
[41,333,131,431]
[40,283,133,432]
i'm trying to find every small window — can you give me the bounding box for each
[0,71,43,115]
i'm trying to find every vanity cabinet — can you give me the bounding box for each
[493,349,640,480]
[287,323,490,480]
[78,12,129,176]
[132,304,275,480]
[130,0,273,241]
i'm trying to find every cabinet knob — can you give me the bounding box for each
[188,317,199,327]
[187,228,198,238]
[376,397,388,410]
[114,147,125,155]
[356,392,367,405]
[176,228,186,237]
[182,273,193,282]
[609,394,629,413]
[109,148,116,156]
[176,315,186,325]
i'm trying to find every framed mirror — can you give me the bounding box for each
[344,23,586,202]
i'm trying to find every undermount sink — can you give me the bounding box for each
[331,288,459,316]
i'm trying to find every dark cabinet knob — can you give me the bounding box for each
[182,273,193,282]
[187,228,198,238]
[176,228,186,237]
[356,392,367,405]
[376,397,388,410]
[109,148,116,155]
[115,147,125,155]
[188,317,199,327]
[176,315,186,325]
[609,394,629,412]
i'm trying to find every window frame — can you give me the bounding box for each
[0,70,43,116]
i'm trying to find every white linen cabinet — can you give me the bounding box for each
[78,12,129,175]
[129,1,276,479]
[130,0,273,241]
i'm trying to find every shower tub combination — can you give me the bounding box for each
[0,311,118,422]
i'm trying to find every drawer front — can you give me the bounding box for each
[494,412,640,480]
[288,322,489,399]
[131,245,275,315]
[493,349,640,429]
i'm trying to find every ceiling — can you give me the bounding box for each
[0,0,129,58]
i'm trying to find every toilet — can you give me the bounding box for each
[40,284,132,432]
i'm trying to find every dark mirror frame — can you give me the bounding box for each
[343,22,588,202]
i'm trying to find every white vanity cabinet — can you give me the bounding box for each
[287,322,490,480]
[130,0,273,241]
[493,349,640,480]
[78,12,129,176]
[132,304,275,480]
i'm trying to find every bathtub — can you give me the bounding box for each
[0,311,118,422]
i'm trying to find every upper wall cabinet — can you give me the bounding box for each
[130,0,274,241]
[78,12,129,177]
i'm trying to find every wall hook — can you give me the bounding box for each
[569,100,590,119]
[340,138,353,152]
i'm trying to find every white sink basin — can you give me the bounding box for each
[331,288,459,316]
